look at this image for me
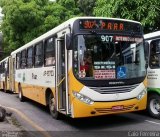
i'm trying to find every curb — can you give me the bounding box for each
[1,105,52,137]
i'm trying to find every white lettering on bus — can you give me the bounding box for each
[101,35,113,42]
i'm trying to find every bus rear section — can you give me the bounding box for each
[144,31,160,119]
[0,57,11,92]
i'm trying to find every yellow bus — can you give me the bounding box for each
[2,17,147,119]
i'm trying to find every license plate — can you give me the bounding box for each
[112,105,124,110]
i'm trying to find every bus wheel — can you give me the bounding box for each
[147,94,160,119]
[49,93,60,119]
[18,85,25,102]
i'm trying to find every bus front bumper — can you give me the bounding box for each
[71,94,147,118]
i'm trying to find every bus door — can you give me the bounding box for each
[56,35,69,114]
[4,59,9,92]
[9,57,15,92]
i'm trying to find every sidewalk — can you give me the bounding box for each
[0,112,22,131]
[0,107,30,137]
[0,107,51,137]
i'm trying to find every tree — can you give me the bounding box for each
[77,0,96,16]
[0,0,47,55]
[0,0,75,56]
[57,0,81,17]
[94,0,160,33]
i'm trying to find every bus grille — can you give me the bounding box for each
[89,83,139,94]
[95,104,135,113]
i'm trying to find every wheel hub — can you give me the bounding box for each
[150,99,160,114]
[155,102,160,112]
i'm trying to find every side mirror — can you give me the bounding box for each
[66,33,72,50]
[144,41,149,68]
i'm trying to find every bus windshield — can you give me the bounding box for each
[73,34,146,80]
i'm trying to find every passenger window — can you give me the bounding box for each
[27,47,33,68]
[35,42,43,67]
[16,52,21,69]
[150,40,160,68]
[21,50,26,69]
[44,37,55,66]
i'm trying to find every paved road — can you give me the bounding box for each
[0,91,160,137]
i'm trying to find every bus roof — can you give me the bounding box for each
[144,31,160,41]
[0,56,9,63]
[11,17,141,55]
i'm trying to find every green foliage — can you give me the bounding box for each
[1,0,160,58]
[77,0,96,16]
[94,0,160,33]
[57,0,81,17]
[0,0,77,57]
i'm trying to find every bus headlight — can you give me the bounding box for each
[136,89,147,100]
[73,91,94,105]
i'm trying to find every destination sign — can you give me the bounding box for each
[79,19,141,33]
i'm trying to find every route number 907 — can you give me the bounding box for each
[101,35,113,42]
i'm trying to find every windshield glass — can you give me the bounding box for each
[73,34,146,80]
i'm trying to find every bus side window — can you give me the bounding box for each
[150,54,159,67]
[21,50,26,69]
[16,52,21,69]
[44,37,55,66]
[35,42,43,67]
[150,41,160,68]
[27,47,33,68]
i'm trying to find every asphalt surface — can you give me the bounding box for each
[0,91,160,137]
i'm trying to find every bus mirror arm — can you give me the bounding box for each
[66,33,72,50]
[144,41,149,60]
[145,63,148,69]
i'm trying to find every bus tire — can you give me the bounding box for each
[147,94,160,119]
[18,85,25,102]
[49,93,60,119]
